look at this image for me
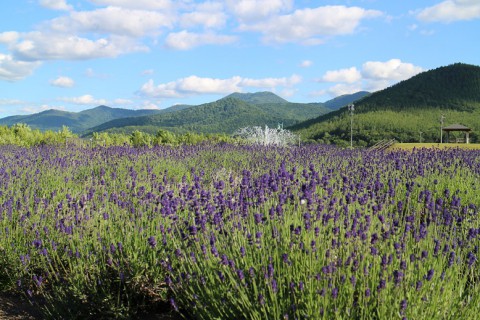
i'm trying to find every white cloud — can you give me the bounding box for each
[227,0,293,22]
[0,32,20,45]
[180,2,228,29]
[22,104,66,114]
[140,101,161,109]
[12,32,148,61]
[241,74,301,88]
[140,74,301,98]
[361,59,423,81]
[40,0,73,11]
[315,59,424,98]
[87,0,173,10]
[311,83,364,98]
[300,60,313,68]
[0,53,42,81]
[240,5,382,44]
[50,76,75,87]
[165,31,237,50]
[60,94,108,105]
[416,0,480,23]
[48,7,174,37]
[321,67,362,83]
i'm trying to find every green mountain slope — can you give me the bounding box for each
[291,63,480,146]
[83,95,331,136]
[324,91,370,110]
[226,91,289,104]
[0,105,164,133]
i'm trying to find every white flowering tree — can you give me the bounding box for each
[234,125,299,146]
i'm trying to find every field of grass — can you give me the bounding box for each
[1,144,479,319]
[391,143,480,150]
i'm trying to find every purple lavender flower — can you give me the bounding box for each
[425,269,434,281]
[393,270,404,286]
[331,287,338,299]
[416,280,423,291]
[400,299,407,314]
[237,269,245,281]
[258,294,265,305]
[148,236,157,248]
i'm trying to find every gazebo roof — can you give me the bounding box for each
[442,124,471,131]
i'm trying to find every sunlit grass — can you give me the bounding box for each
[390,143,480,150]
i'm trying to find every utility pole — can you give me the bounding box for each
[348,104,355,148]
[440,114,445,143]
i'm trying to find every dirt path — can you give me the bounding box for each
[0,293,42,319]
[0,292,181,319]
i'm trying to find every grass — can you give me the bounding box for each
[390,143,480,150]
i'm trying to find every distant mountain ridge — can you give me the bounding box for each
[0,106,163,133]
[225,92,289,104]
[324,91,370,110]
[0,90,368,135]
[83,93,333,135]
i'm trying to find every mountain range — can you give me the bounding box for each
[1,62,479,146]
[0,91,368,136]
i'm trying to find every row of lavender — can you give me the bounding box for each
[0,144,479,319]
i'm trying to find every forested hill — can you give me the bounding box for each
[354,63,480,112]
[83,96,331,136]
[291,63,480,146]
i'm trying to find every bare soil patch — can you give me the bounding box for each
[0,292,42,320]
[0,292,181,319]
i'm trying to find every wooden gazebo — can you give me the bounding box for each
[442,124,472,143]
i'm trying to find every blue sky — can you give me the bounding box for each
[0,0,479,117]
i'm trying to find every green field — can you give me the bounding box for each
[391,143,480,150]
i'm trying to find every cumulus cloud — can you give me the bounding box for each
[240,5,382,44]
[59,94,107,105]
[180,2,228,29]
[227,0,293,22]
[22,104,66,114]
[315,59,424,98]
[48,7,174,37]
[0,32,20,44]
[50,76,75,87]
[165,31,237,50]
[87,0,173,10]
[321,67,362,83]
[139,101,161,109]
[0,54,42,81]
[40,0,73,11]
[140,74,301,98]
[416,0,480,23]
[12,32,148,61]
[361,59,424,81]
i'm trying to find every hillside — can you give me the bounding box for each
[0,106,164,133]
[324,91,370,110]
[291,63,480,146]
[83,95,331,135]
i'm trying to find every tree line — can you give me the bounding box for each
[0,124,236,147]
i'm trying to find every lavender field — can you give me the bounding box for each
[1,144,479,319]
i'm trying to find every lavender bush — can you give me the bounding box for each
[0,144,479,319]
